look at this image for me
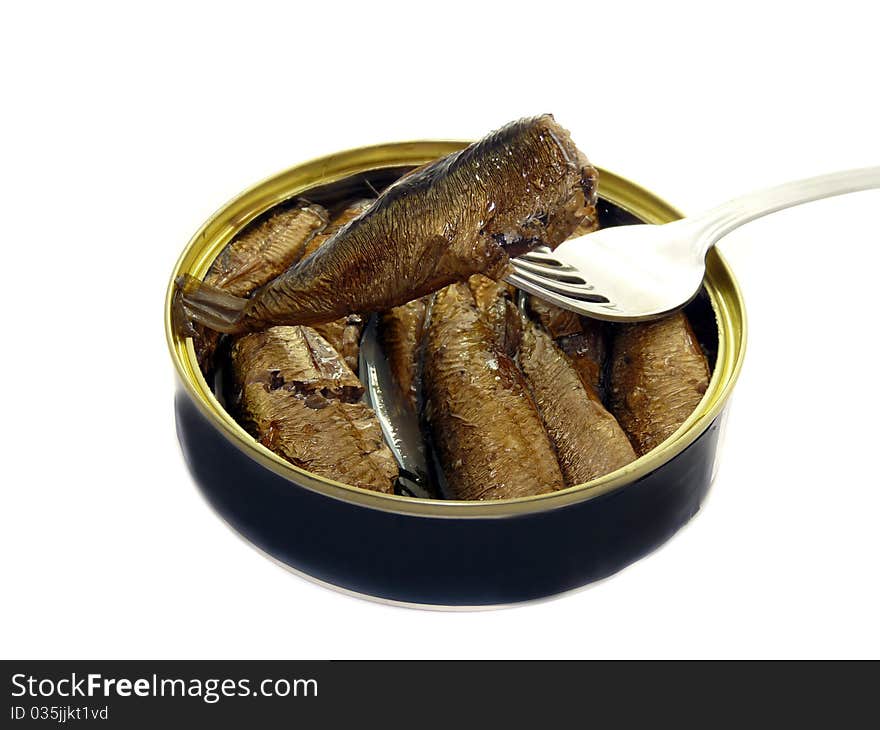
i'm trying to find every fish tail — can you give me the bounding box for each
[172,274,250,335]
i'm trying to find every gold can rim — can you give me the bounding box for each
[165,140,747,518]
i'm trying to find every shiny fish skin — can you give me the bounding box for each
[557,324,608,399]
[301,198,373,260]
[206,203,328,295]
[180,202,328,374]
[522,210,605,396]
[301,200,375,373]
[608,313,711,456]
[527,296,583,339]
[174,115,597,335]
[310,314,364,374]
[527,296,608,398]
[379,297,428,410]
[467,274,521,356]
[231,326,398,493]
[519,319,635,486]
[423,284,564,500]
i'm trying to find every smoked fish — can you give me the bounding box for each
[174,115,598,335]
[175,202,328,374]
[422,284,564,500]
[231,326,398,493]
[379,297,428,410]
[608,313,711,455]
[527,296,608,398]
[301,200,375,373]
[302,198,373,260]
[519,319,636,486]
[467,274,521,356]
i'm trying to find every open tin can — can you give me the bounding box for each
[165,141,746,608]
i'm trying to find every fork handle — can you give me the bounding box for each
[689,166,880,254]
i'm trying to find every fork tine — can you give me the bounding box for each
[507,265,610,303]
[510,261,608,300]
[504,273,609,317]
[511,258,587,281]
[505,273,588,313]
[518,250,565,266]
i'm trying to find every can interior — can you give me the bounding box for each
[166,143,745,517]
[203,165,720,380]
[204,165,719,499]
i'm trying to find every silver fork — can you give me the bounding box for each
[506,166,880,321]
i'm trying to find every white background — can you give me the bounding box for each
[2,1,878,659]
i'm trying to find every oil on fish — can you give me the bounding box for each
[174,115,598,335]
[231,325,398,493]
[519,318,636,486]
[422,283,565,500]
[608,313,711,455]
[174,201,328,374]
